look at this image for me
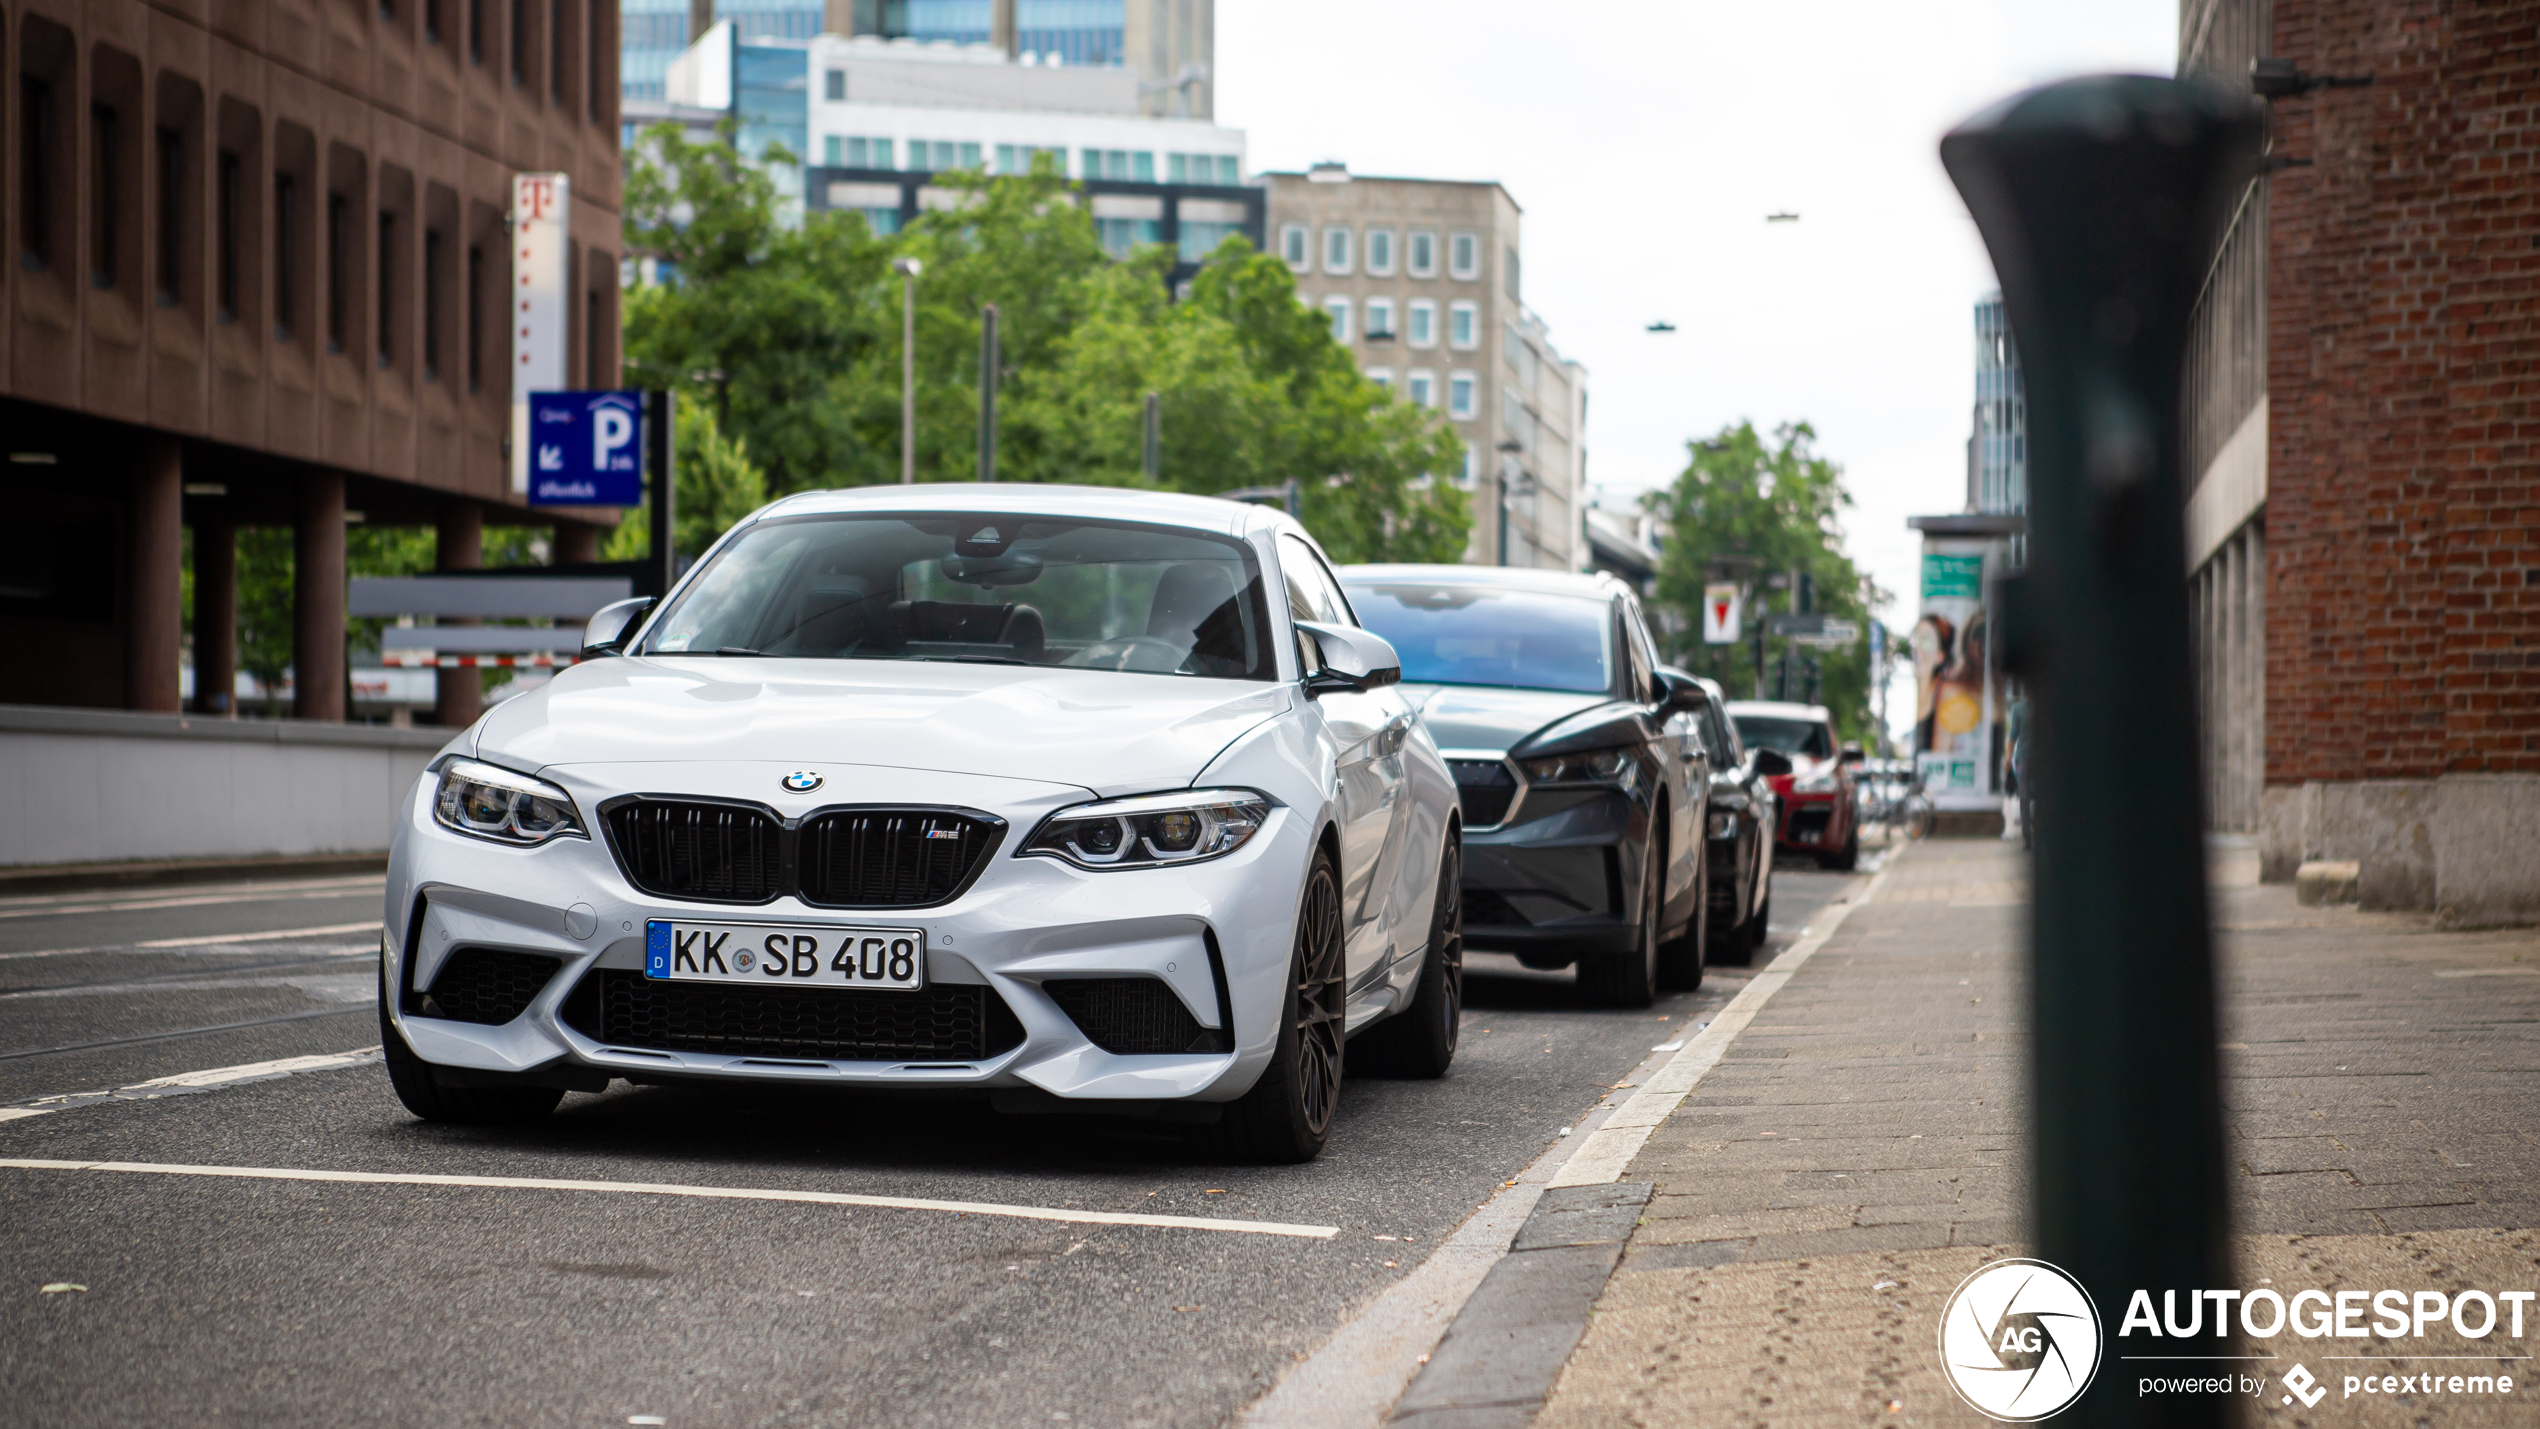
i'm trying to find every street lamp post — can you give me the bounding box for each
[892,256,922,484]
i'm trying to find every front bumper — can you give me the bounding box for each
[1776,790,1845,850]
[1460,787,1646,960]
[383,761,1310,1104]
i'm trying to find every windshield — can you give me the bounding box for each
[1343,584,1613,695]
[1732,716,1835,760]
[639,513,1275,680]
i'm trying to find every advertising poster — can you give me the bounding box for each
[1912,539,2002,807]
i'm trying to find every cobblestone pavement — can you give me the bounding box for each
[1535,838,2540,1428]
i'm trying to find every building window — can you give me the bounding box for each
[1365,297,1395,340]
[824,135,841,165]
[465,242,482,391]
[1097,216,1160,256]
[469,0,484,63]
[1406,299,1436,348]
[1324,296,1351,343]
[511,0,529,86]
[273,173,295,339]
[1406,369,1436,408]
[825,68,845,100]
[846,135,894,169]
[1459,446,1479,488]
[423,227,443,381]
[156,126,183,305]
[1365,367,1393,389]
[1167,152,1238,184]
[1408,229,1436,278]
[1448,371,1477,419]
[1365,227,1395,276]
[1449,230,1479,280]
[995,144,1063,175]
[1280,223,1308,271]
[1078,148,1145,180]
[20,79,54,270]
[1322,226,1352,275]
[1505,244,1521,301]
[91,103,120,289]
[326,190,347,352]
[377,211,395,367]
[1449,300,1478,349]
[215,150,240,322]
[426,0,441,44]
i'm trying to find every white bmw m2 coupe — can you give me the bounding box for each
[381,485,1463,1160]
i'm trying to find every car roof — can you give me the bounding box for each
[1337,563,1630,601]
[1725,700,1834,723]
[754,483,1307,543]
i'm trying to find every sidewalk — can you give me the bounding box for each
[1528,838,2540,1427]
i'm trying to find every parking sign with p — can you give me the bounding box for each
[526,390,646,506]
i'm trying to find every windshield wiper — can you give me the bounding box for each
[713,646,771,657]
[908,653,1034,666]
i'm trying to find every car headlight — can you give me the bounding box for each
[1020,789,1271,870]
[432,758,588,846]
[1520,747,1640,791]
[1708,810,1738,839]
[1794,769,1838,794]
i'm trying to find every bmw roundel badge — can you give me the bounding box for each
[782,771,824,793]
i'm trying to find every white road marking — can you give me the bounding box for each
[0,880,383,921]
[2434,968,2539,978]
[0,1159,1341,1238]
[0,1049,386,1121]
[138,922,381,948]
[1548,861,1895,1189]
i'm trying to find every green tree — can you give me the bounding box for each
[603,402,770,562]
[620,125,1468,562]
[1644,421,1886,742]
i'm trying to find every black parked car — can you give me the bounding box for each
[1661,668,1782,965]
[1339,566,1714,1007]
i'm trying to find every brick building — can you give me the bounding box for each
[2,0,624,728]
[2181,0,2538,923]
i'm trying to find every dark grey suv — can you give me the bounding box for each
[1339,566,1714,1007]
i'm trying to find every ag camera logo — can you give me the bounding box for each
[1939,1258,2103,1421]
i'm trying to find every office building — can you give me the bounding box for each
[1968,292,2026,551]
[2,0,624,723]
[2174,0,2537,921]
[1266,164,1586,571]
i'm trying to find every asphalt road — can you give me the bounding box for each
[0,862,1856,1429]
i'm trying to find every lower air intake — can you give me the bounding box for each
[1045,978,1228,1055]
[576,971,1024,1061]
[413,948,560,1025]
[1450,760,1517,826]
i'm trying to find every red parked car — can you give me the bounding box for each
[1726,701,1861,870]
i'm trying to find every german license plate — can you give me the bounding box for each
[644,919,926,991]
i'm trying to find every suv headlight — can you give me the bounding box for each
[432,759,588,845]
[1795,769,1838,794]
[1020,789,1271,870]
[1520,747,1640,791]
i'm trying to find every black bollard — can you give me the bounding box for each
[1941,75,2262,1425]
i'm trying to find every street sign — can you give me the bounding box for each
[509,172,571,494]
[1702,583,1741,644]
[1793,619,1861,648]
[526,390,646,506]
[1766,612,1824,637]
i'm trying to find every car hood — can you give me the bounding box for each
[475,657,1294,798]
[1401,684,1615,756]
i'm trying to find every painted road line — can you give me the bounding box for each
[0,1048,387,1121]
[0,1160,1342,1239]
[0,881,383,921]
[1,952,377,1000]
[1546,859,1897,1188]
[138,922,382,948]
[0,1006,372,1062]
[2433,968,2540,978]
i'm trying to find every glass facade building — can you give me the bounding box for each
[624,0,826,103]
[1970,292,2026,523]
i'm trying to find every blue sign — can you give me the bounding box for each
[526,390,645,506]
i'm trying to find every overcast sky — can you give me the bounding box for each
[1218,0,2179,737]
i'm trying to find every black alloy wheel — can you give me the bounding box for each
[1354,839,1463,1077]
[379,969,564,1126]
[1219,850,1347,1162]
[1657,842,1708,991]
[1579,822,1663,1009]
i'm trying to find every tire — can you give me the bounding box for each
[1818,824,1860,872]
[379,978,564,1127]
[1656,843,1707,992]
[1354,840,1464,1078]
[1217,850,1347,1163]
[1739,889,1773,963]
[1578,832,1662,1009]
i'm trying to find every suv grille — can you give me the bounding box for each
[1450,760,1518,826]
[574,970,1024,1062]
[605,800,784,903]
[1046,978,1228,1055]
[799,810,998,907]
[411,947,560,1025]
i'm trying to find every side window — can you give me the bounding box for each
[1618,601,1655,702]
[1278,535,1353,625]
[1709,702,1743,764]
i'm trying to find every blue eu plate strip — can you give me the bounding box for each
[645,920,671,978]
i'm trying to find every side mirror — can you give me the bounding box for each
[581,596,657,658]
[1655,668,1708,718]
[1840,743,1867,765]
[1752,748,1794,778]
[1295,620,1403,696]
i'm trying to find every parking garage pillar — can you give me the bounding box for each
[553,522,601,563]
[126,439,185,713]
[434,500,483,729]
[194,520,238,716]
[294,471,348,722]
